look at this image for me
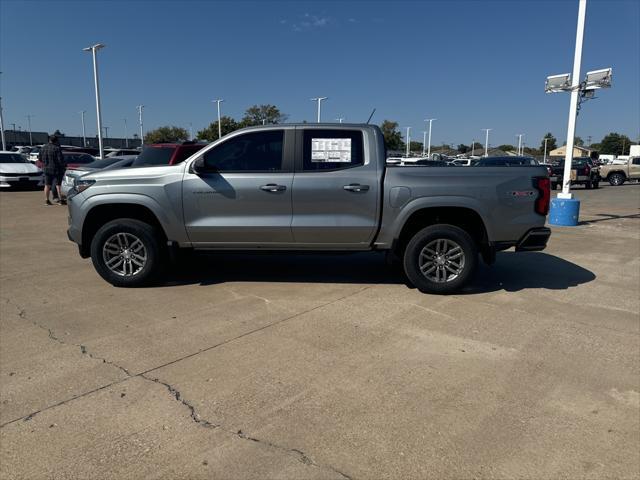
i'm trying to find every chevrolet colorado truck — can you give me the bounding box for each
[598,156,640,186]
[66,124,551,294]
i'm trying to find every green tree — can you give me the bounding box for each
[598,132,632,155]
[457,144,469,154]
[196,116,240,141]
[541,133,557,152]
[470,142,483,153]
[498,144,515,152]
[144,126,189,144]
[574,136,584,146]
[240,104,288,127]
[409,141,423,153]
[380,120,403,150]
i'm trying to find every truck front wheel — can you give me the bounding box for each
[90,219,164,287]
[608,173,625,186]
[403,224,478,294]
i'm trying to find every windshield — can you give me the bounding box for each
[85,158,121,169]
[0,153,28,163]
[132,147,175,167]
[64,154,94,164]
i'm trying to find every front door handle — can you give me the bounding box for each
[343,183,370,192]
[260,184,287,192]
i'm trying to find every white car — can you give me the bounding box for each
[0,151,43,188]
[28,146,42,163]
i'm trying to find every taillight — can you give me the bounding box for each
[534,177,550,216]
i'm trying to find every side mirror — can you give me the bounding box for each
[192,157,217,174]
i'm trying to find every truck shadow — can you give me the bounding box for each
[164,251,595,293]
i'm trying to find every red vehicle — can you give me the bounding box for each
[36,151,95,170]
[131,142,207,167]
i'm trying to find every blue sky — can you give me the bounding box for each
[1,0,638,148]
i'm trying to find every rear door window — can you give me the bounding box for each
[302,129,364,172]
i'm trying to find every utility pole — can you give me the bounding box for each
[482,128,492,157]
[136,105,144,147]
[189,122,193,140]
[422,131,427,156]
[79,111,87,146]
[471,139,476,156]
[212,99,224,139]
[123,118,128,147]
[310,97,327,123]
[405,127,411,157]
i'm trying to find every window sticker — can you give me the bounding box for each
[311,138,352,162]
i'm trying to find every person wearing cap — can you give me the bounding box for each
[39,135,66,205]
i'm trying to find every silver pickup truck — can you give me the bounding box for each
[67,124,551,293]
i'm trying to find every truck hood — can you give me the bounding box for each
[83,164,184,183]
[0,162,42,174]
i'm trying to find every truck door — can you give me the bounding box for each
[182,129,295,246]
[630,157,640,179]
[291,128,380,247]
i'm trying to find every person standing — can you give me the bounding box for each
[40,135,66,205]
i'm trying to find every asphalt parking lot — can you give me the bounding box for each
[1,184,639,479]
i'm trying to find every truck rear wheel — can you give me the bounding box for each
[403,224,478,294]
[608,173,625,186]
[90,219,164,287]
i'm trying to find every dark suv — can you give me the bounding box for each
[131,142,207,167]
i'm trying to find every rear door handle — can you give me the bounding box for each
[260,184,287,192]
[343,183,370,192]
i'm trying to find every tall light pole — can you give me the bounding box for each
[212,99,224,139]
[311,97,327,123]
[471,139,475,156]
[0,97,5,151]
[83,43,105,159]
[136,105,144,147]
[543,137,550,163]
[26,114,34,146]
[559,0,586,199]
[422,131,427,156]
[123,118,128,147]
[103,126,109,138]
[405,127,411,157]
[482,128,492,157]
[335,117,344,123]
[516,134,524,155]
[424,118,436,158]
[79,111,87,146]
[189,122,193,140]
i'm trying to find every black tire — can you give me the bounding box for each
[403,224,478,294]
[592,177,600,189]
[585,179,592,189]
[608,173,625,186]
[90,219,164,287]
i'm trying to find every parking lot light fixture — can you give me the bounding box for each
[212,99,224,139]
[0,97,5,151]
[311,97,327,123]
[136,105,144,147]
[517,134,524,155]
[405,127,411,157]
[422,131,427,156]
[482,128,492,157]
[26,115,34,146]
[424,118,436,158]
[543,137,550,163]
[83,43,105,159]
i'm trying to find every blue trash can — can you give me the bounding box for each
[549,198,580,226]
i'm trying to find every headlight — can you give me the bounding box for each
[73,178,95,193]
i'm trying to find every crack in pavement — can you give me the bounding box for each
[9,302,132,377]
[3,288,370,478]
